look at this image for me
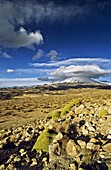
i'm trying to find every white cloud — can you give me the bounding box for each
[0,51,12,59]
[0,1,43,48]
[0,1,109,49]
[50,65,111,82]
[0,78,50,88]
[1,26,43,48]
[14,68,54,74]
[30,58,111,68]
[19,1,88,24]
[32,49,44,61]
[2,52,12,59]
[32,49,59,61]
[7,69,14,73]
[47,50,58,61]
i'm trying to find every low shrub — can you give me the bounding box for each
[52,110,61,121]
[32,131,56,153]
[98,110,108,118]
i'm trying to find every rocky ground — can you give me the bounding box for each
[0,83,111,170]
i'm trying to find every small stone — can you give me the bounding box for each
[0,144,3,149]
[25,136,32,142]
[94,145,100,151]
[42,157,47,162]
[49,142,61,161]
[7,155,14,163]
[107,134,111,139]
[70,163,77,170]
[66,140,78,158]
[89,138,97,143]
[25,155,30,163]
[88,126,95,132]
[0,164,5,170]
[14,156,21,162]
[19,148,26,156]
[38,123,44,130]
[30,158,37,166]
[75,104,84,114]
[102,143,111,153]
[19,148,24,154]
[7,164,14,170]
[82,126,88,135]
[10,135,15,142]
[99,152,105,158]
[53,132,63,142]
[77,140,86,149]
[86,142,95,150]
[76,157,81,163]
[79,114,84,118]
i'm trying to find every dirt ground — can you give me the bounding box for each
[0,87,111,129]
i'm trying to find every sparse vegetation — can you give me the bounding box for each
[32,131,56,153]
[98,110,108,118]
[60,99,80,117]
[1,84,111,169]
[52,110,61,120]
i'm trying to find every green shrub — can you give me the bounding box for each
[52,110,61,121]
[60,99,80,117]
[98,110,108,118]
[32,131,56,153]
[72,99,80,105]
[60,109,68,117]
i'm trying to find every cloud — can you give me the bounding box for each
[32,49,44,61]
[0,26,43,48]
[5,68,54,76]
[2,52,12,59]
[47,50,58,61]
[0,51,12,59]
[0,1,43,48]
[32,49,59,61]
[16,1,89,23]
[0,78,50,88]
[14,68,54,74]
[7,69,14,73]
[29,57,111,83]
[50,65,111,82]
[0,0,108,49]
[30,58,111,69]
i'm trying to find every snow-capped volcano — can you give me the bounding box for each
[59,77,96,83]
[50,65,111,84]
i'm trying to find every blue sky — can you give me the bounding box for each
[0,0,111,87]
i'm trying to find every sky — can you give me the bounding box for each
[0,0,111,87]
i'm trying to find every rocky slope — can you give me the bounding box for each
[0,93,111,170]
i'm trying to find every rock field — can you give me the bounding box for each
[0,84,111,170]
